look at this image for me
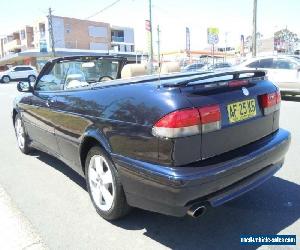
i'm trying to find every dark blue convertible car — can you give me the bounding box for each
[13,56,290,220]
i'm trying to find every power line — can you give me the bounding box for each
[86,0,121,20]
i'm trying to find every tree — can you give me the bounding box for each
[274,28,299,53]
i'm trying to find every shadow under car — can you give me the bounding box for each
[31,150,300,250]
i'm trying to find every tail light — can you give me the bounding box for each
[198,105,221,133]
[152,108,201,138]
[152,105,221,138]
[260,90,281,115]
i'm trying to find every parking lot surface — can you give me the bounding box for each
[0,82,299,249]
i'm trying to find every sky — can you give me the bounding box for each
[0,0,299,52]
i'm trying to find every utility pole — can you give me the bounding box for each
[252,0,257,57]
[157,25,161,67]
[224,32,227,61]
[212,44,215,65]
[148,0,153,73]
[186,27,191,63]
[48,7,56,57]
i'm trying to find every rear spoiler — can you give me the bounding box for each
[162,69,267,87]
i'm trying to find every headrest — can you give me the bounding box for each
[66,74,85,82]
[160,62,180,74]
[121,64,147,79]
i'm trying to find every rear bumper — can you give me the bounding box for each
[113,128,291,217]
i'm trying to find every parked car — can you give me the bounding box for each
[13,55,290,220]
[207,62,232,70]
[239,56,300,96]
[0,65,37,83]
[288,55,300,62]
[181,63,206,72]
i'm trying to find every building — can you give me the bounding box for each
[111,25,135,53]
[258,37,274,54]
[1,26,34,57]
[32,16,112,52]
[0,15,137,70]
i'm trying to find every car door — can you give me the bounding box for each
[17,67,27,79]
[51,60,98,169]
[23,63,65,156]
[257,58,277,80]
[20,67,32,79]
[9,67,20,80]
[51,58,121,170]
[272,59,299,90]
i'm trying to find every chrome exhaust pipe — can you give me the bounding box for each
[187,204,207,218]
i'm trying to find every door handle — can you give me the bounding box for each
[46,98,56,107]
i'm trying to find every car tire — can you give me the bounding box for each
[28,75,36,83]
[14,113,31,154]
[1,75,10,83]
[85,146,131,220]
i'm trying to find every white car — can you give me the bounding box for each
[181,63,206,72]
[0,65,37,83]
[239,56,300,95]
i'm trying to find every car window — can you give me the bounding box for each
[23,67,33,71]
[35,63,66,91]
[246,60,260,68]
[13,66,32,71]
[188,65,196,70]
[214,63,231,68]
[258,58,274,68]
[13,67,24,71]
[274,59,297,70]
[35,59,120,91]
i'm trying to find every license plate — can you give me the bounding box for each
[227,99,256,123]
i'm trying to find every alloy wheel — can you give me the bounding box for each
[88,155,115,211]
[28,76,36,82]
[2,76,10,83]
[15,118,25,149]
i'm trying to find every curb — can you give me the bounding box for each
[0,185,47,249]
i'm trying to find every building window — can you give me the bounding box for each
[65,41,74,48]
[66,24,71,34]
[111,30,124,42]
[20,30,26,40]
[88,26,108,38]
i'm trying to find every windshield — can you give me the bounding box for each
[60,59,120,83]
[36,58,121,91]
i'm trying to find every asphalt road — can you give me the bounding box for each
[0,82,299,250]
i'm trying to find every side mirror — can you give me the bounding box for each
[17,81,33,92]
